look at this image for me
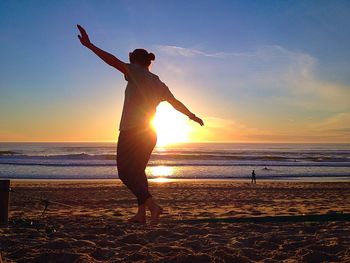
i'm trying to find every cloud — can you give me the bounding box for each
[156,44,315,61]
[154,44,350,142]
[156,45,256,58]
[307,112,350,133]
[156,44,350,110]
[188,116,266,142]
[198,114,350,142]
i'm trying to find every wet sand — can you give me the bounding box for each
[1,180,350,262]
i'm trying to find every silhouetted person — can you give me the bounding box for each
[251,170,256,184]
[77,25,204,224]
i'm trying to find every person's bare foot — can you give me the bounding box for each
[150,205,163,225]
[128,204,146,224]
[128,214,146,224]
[145,197,163,225]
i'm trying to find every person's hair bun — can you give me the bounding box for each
[148,53,155,61]
[130,49,155,66]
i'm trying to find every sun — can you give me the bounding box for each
[151,103,191,146]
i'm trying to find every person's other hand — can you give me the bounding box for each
[77,24,91,47]
[192,115,204,126]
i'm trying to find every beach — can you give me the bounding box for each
[1,180,350,262]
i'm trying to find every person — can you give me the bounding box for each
[251,170,256,184]
[77,25,204,224]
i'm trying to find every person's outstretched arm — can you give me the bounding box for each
[77,24,128,75]
[167,97,204,126]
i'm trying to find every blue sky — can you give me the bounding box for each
[1,0,350,142]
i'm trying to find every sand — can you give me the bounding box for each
[1,180,350,262]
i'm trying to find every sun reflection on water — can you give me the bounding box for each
[149,166,173,176]
[150,177,175,183]
[149,166,175,183]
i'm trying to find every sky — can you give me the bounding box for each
[1,0,350,143]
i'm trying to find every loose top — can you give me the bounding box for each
[119,63,174,131]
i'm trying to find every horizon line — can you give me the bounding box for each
[0,140,349,144]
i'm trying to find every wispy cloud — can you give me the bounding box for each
[307,112,350,133]
[156,44,315,61]
[156,45,256,58]
[156,44,350,111]
[188,116,267,142]
[155,44,350,142]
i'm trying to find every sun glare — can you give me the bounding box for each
[150,177,175,183]
[149,166,174,177]
[148,166,175,183]
[152,103,191,146]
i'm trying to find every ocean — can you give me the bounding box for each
[0,142,349,181]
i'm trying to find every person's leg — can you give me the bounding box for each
[127,129,155,205]
[138,130,163,224]
[117,129,161,223]
[117,131,148,223]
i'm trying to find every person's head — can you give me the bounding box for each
[129,49,155,67]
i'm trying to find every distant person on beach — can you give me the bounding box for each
[77,25,204,224]
[251,170,256,184]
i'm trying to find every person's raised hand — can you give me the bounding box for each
[191,115,204,126]
[77,24,91,47]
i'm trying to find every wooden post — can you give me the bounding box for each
[0,180,10,225]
